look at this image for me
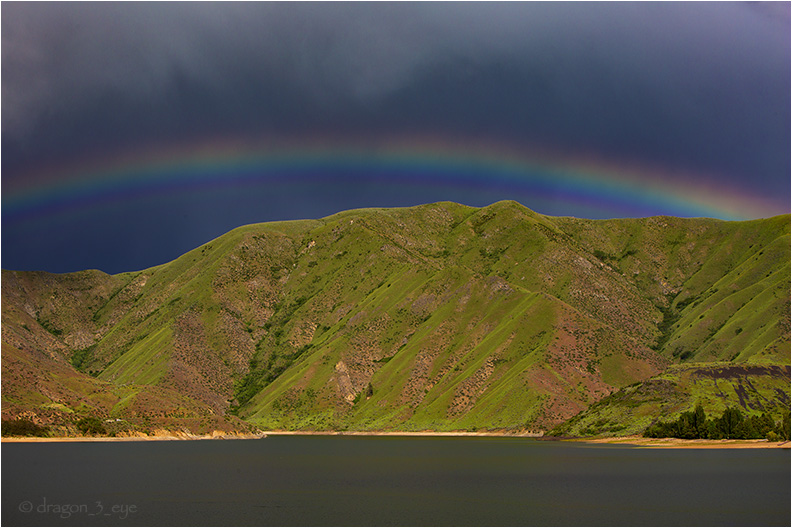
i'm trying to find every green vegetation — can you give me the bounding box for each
[1,418,50,437]
[549,364,791,437]
[643,405,790,441]
[70,345,96,372]
[76,416,106,436]
[2,201,789,436]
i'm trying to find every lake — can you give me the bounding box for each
[2,436,789,526]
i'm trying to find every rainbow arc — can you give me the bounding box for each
[2,136,781,221]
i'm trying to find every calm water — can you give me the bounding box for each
[2,436,789,526]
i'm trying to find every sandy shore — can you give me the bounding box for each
[1,430,538,442]
[260,430,543,438]
[2,432,265,443]
[3,431,789,448]
[577,435,791,449]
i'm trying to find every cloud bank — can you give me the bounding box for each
[4,3,788,140]
[2,2,789,273]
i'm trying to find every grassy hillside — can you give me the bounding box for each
[2,201,789,436]
[1,342,255,436]
[549,364,791,437]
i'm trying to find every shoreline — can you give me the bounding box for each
[0,430,538,443]
[573,435,791,449]
[3,431,789,448]
[260,430,544,438]
[1,432,265,443]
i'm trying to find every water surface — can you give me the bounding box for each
[2,436,789,526]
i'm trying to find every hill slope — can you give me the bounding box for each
[2,201,789,435]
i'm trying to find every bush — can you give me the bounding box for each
[1,419,49,437]
[76,416,106,436]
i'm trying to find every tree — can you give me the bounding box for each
[693,404,708,438]
[675,411,697,439]
[706,419,723,440]
[718,407,743,439]
[774,411,791,441]
[644,406,788,441]
[754,413,776,437]
[735,418,758,439]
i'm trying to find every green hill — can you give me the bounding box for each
[2,201,789,436]
[549,364,790,437]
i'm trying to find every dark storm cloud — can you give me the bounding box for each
[2,2,790,273]
[3,3,788,143]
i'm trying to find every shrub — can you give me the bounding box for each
[1,419,49,437]
[76,416,106,436]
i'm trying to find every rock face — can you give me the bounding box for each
[2,201,790,435]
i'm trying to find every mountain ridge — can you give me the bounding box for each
[2,201,789,437]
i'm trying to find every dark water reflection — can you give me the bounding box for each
[2,436,789,526]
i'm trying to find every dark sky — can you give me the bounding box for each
[2,2,790,274]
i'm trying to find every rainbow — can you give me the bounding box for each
[2,135,784,222]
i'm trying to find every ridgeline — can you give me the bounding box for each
[2,201,789,437]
